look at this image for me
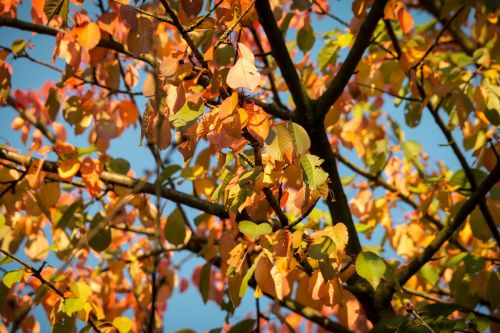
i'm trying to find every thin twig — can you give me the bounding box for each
[312,0,349,27]
[0,249,102,332]
[410,6,465,70]
[214,0,257,49]
[185,0,224,32]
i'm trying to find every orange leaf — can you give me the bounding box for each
[247,108,270,142]
[80,157,103,197]
[118,100,139,127]
[398,8,414,33]
[74,22,101,49]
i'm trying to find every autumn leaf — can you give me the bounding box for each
[398,8,414,33]
[44,0,69,23]
[73,22,101,49]
[227,43,261,90]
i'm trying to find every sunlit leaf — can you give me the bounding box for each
[2,269,24,288]
[355,251,386,289]
[227,58,261,91]
[113,317,133,333]
[74,22,101,49]
[300,154,329,190]
[238,221,272,241]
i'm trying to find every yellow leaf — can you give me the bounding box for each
[323,223,349,252]
[58,157,81,179]
[74,22,101,49]
[25,233,49,261]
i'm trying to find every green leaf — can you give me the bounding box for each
[46,87,61,121]
[44,0,69,24]
[297,24,315,52]
[0,256,12,266]
[2,269,24,288]
[88,213,111,252]
[300,154,329,190]
[288,122,310,156]
[308,236,335,260]
[53,312,76,333]
[170,100,204,131]
[264,123,293,162]
[57,200,81,229]
[228,319,256,333]
[164,208,186,246]
[318,41,339,71]
[63,96,84,125]
[238,221,272,240]
[355,251,386,289]
[113,317,133,333]
[239,254,260,297]
[11,39,29,55]
[76,146,97,157]
[341,174,356,186]
[199,262,211,304]
[421,303,461,317]
[402,140,425,174]
[63,298,85,316]
[107,158,131,175]
[371,315,407,333]
[214,44,235,66]
[449,169,487,195]
[157,165,182,184]
[419,263,439,285]
[404,103,423,128]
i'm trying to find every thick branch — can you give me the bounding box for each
[0,16,155,66]
[251,98,294,120]
[255,0,313,121]
[426,101,500,246]
[316,0,388,117]
[398,160,500,286]
[0,148,229,219]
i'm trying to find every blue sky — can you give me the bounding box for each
[0,0,473,331]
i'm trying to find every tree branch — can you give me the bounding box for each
[383,19,401,59]
[0,249,102,332]
[0,16,156,66]
[159,0,206,67]
[6,96,57,144]
[397,160,500,286]
[333,151,473,251]
[255,0,313,122]
[316,0,388,118]
[418,0,475,56]
[425,97,500,246]
[0,148,229,219]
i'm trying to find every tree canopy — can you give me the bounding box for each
[0,0,499,332]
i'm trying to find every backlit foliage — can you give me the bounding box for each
[0,0,499,332]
